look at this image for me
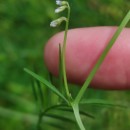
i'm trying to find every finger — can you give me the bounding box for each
[44,26,130,90]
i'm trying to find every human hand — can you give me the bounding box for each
[44,26,130,90]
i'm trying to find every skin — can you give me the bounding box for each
[44,26,130,90]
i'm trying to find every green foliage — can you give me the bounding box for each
[0,0,130,130]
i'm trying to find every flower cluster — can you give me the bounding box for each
[50,0,69,27]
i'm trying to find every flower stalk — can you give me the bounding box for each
[61,2,71,101]
[50,0,71,101]
[50,1,86,129]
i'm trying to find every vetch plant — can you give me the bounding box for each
[24,0,130,130]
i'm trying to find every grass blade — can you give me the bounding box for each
[59,44,64,93]
[31,79,39,105]
[24,68,68,104]
[80,99,128,108]
[35,79,44,110]
[75,10,130,104]
[44,113,75,124]
[57,107,95,119]
[46,122,66,130]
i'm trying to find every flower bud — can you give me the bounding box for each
[50,17,67,27]
[55,5,67,13]
[56,0,68,6]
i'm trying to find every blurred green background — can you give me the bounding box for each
[0,0,130,130]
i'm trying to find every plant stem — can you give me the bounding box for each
[74,10,130,104]
[72,103,86,130]
[62,4,71,101]
[61,4,86,129]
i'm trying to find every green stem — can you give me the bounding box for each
[59,44,64,93]
[74,10,130,104]
[62,4,71,100]
[72,103,86,130]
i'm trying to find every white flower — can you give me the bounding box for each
[50,21,58,27]
[56,0,62,6]
[50,1,69,27]
[50,17,67,27]
[55,6,67,13]
[56,0,68,6]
